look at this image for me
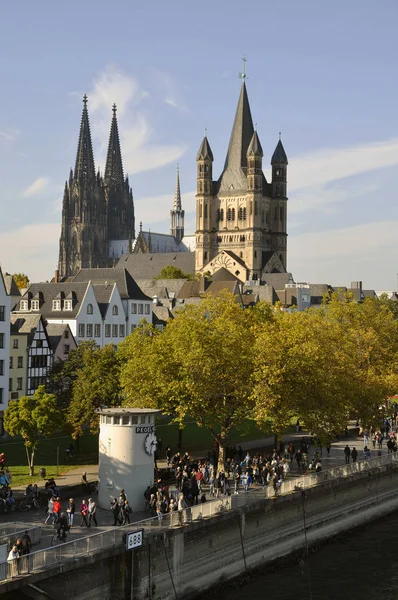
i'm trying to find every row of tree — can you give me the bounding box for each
[5,291,398,474]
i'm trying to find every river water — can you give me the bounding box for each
[216,511,398,600]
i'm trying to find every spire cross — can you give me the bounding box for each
[177,162,179,172]
[204,127,207,137]
[279,131,281,141]
[239,56,247,80]
[83,94,88,107]
[112,103,117,115]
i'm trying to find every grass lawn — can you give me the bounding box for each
[8,465,92,488]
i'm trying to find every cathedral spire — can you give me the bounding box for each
[223,80,254,172]
[105,103,124,183]
[173,164,182,211]
[74,95,96,181]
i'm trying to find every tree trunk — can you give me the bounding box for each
[216,428,228,474]
[177,427,183,452]
[26,446,34,477]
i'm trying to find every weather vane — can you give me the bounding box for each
[239,56,247,80]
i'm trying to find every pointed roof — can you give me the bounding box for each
[74,95,96,181]
[223,81,254,172]
[105,104,124,183]
[196,135,213,161]
[271,138,288,165]
[247,131,263,157]
[173,165,182,211]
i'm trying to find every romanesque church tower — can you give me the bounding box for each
[58,97,135,278]
[195,80,288,281]
[58,96,107,279]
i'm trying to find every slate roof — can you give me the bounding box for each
[261,273,293,289]
[3,275,21,298]
[271,139,288,164]
[10,313,42,344]
[92,284,114,318]
[310,284,333,305]
[72,268,150,301]
[132,231,187,254]
[247,131,263,157]
[117,253,196,280]
[45,323,72,353]
[135,279,188,300]
[362,290,377,299]
[196,136,214,161]
[17,283,90,318]
[152,306,174,326]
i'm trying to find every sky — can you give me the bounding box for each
[0,0,397,289]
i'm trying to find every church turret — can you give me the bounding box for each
[170,165,185,244]
[104,104,135,260]
[270,135,288,269]
[247,130,263,192]
[195,133,214,269]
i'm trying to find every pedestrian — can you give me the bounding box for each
[326,443,331,456]
[121,500,132,525]
[351,447,358,463]
[20,531,32,556]
[166,447,172,467]
[296,419,300,433]
[15,538,23,557]
[7,545,19,577]
[87,498,98,527]
[45,497,55,525]
[344,445,351,464]
[80,499,89,527]
[110,498,120,526]
[53,497,61,523]
[66,498,75,527]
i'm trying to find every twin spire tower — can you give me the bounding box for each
[58,96,135,279]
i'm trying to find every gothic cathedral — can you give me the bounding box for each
[58,96,135,279]
[195,80,288,281]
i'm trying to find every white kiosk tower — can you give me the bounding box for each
[97,408,160,511]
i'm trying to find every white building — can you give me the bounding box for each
[16,268,152,348]
[0,269,10,416]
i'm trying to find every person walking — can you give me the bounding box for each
[344,445,351,464]
[20,531,32,556]
[121,500,132,525]
[7,545,19,577]
[80,499,89,527]
[53,497,61,523]
[87,498,98,527]
[66,498,75,527]
[351,447,358,463]
[44,497,55,525]
[110,498,120,526]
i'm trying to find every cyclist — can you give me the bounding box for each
[57,512,69,541]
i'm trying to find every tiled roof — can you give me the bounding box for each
[45,323,71,353]
[72,268,150,301]
[17,282,90,318]
[10,313,42,344]
[3,275,21,298]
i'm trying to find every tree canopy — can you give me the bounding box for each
[11,273,30,290]
[156,266,192,280]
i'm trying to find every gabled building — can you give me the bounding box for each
[46,323,77,362]
[0,268,10,416]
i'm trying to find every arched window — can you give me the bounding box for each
[199,204,202,217]
[87,303,93,315]
[112,305,118,316]
[204,164,209,173]
[255,201,258,216]
[231,208,235,221]
[227,208,232,221]
[204,203,208,218]
[280,206,283,220]
[274,207,277,220]
[220,208,224,221]
[238,207,243,220]
[243,207,247,220]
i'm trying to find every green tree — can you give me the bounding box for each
[120,292,265,471]
[67,344,121,438]
[4,386,60,475]
[12,273,30,290]
[156,266,192,280]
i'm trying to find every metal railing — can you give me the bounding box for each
[2,452,397,583]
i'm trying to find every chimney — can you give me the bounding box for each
[350,281,362,293]
[54,269,59,283]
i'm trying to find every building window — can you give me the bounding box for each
[64,300,72,311]
[138,304,143,315]
[0,360,4,376]
[20,300,28,311]
[280,206,283,220]
[227,208,232,221]
[119,325,125,338]
[274,207,277,220]
[9,379,12,392]
[64,345,70,355]
[9,357,13,369]
[17,356,23,369]
[78,324,85,338]
[64,330,69,339]
[204,251,208,261]
[13,339,18,349]
[112,305,118,316]
[0,389,3,404]
[87,303,93,315]
[31,355,48,369]
[86,324,93,338]
[112,324,118,338]
[52,300,61,311]
[105,325,111,337]
[204,204,208,218]
[0,333,3,349]
[145,304,150,315]
[0,306,5,321]
[17,378,23,391]
[36,339,43,348]
[131,303,137,314]
[255,201,258,216]
[131,325,137,333]
[94,324,101,338]
[231,208,235,221]
[31,300,39,311]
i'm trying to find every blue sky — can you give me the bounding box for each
[1,0,397,289]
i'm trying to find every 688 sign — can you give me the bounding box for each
[126,529,143,551]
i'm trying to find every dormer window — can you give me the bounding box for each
[87,303,93,315]
[31,300,39,311]
[112,305,118,316]
[64,300,72,311]
[52,300,61,311]
[20,300,28,311]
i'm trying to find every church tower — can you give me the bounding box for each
[105,104,135,260]
[58,95,107,279]
[195,68,288,281]
[170,165,185,243]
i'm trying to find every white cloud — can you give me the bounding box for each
[289,181,378,216]
[149,68,189,113]
[86,66,187,175]
[0,223,59,281]
[22,177,50,198]
[289,220,398,288]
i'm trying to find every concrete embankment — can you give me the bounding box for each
[2,458,398,600]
